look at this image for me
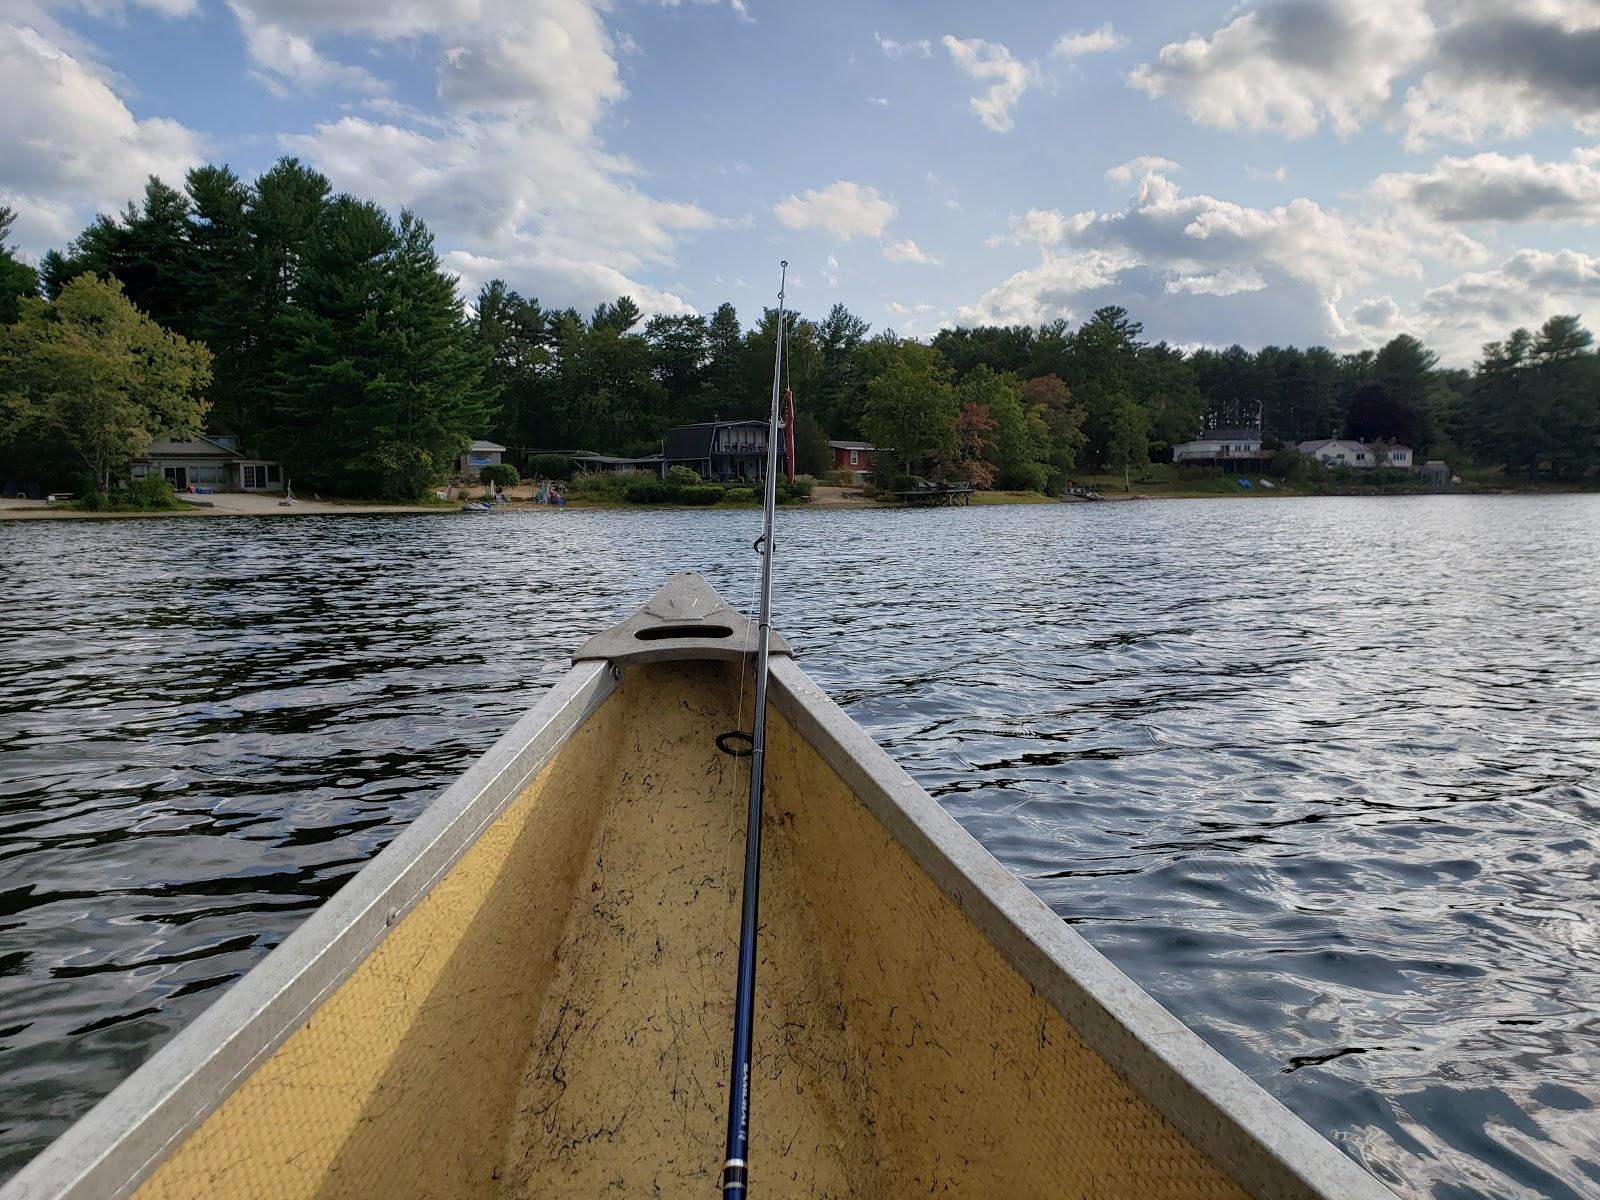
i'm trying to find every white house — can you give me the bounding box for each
[1171,427,1264,463]
[1297,439,1413,469]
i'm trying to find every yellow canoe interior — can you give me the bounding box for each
[127,657,1252,1200]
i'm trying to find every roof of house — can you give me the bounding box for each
[1178,427,1262,444]
[663,420,769,462]
[1298,439,1413,455]
[468,440,507,452]
[140,435,246,460]
[828,440,875,450]
[571,453,663,465]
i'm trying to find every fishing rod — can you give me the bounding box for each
[720,261,787,1197]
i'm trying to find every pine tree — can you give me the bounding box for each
[0,206,38,325]
[266,201,490,499]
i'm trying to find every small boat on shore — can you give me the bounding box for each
[2,573,1393,1200]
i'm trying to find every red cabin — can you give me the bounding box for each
[829,440,876,483]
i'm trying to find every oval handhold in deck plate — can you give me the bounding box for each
[634,623,735,641]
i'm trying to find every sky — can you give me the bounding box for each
[3,0,1600,366]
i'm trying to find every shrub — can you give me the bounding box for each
[677,484,723,505]
[890,474,921,494]
[623,479,678,504]
[480,463,520,488]
[82,477,182,511]
[566,472,632,499]
[666,464,703,485]
[722,486,757,503]
[123,476,182,510]
[996,462,1048,493]
[776,479,812,504]
[527,454,574,481]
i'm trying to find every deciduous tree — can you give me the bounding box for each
[0,276,211,491]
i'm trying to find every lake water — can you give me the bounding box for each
[2,496,1598,1198]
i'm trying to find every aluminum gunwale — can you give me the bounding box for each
[767,656,1398,1200]
[0,660,617,1200]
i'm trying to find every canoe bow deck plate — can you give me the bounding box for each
[1,573,1397,1200]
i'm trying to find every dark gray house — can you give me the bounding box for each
[131,435,283,492]
[661,419,770,482]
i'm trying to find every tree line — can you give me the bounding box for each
[2,158,1597,500]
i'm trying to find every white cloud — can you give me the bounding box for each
[1247,165,1289,182]
[1165,267,1268,296]
[874,32,930,59]
[1396,248,1600,362]
[1053,23,1126,59]
[228,2,387,95]
[881,237,940,265]
[993,207,1097,249]
[1401,4,1600,149]
[0,23,204,254]
[956,248,1140,325]
[1127,0,1600,148]
[648,0,751,23]
[434,1,624,134]
[1128,0,1433,139]
[1349,295,1401,329]
[773,180,896,240]
[1371,149,1600,223]
[960,158,1480,340]
[868,95,889,106]
[226,0,625,137]
[942,35,1035,133]
[286,114,715,314]
[822,252,839,287]
[1107,155,1181,185]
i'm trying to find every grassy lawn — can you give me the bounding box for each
[1075,463,1298,499]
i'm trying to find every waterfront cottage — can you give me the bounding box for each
[1171,427,1264,464]
[1297,439,1413,469]
[459,440,507,477]
[828,440,877,483]
[662,419,770,482]
[131,435,283,493]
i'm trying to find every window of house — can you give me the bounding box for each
[243,464,261,489]
[266,464,282,483]
[849,450,859,465]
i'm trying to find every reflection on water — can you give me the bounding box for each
[2,496,1599,1198]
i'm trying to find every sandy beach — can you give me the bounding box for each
[0,493,447,520]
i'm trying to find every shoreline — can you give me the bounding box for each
[3,482,1592,522]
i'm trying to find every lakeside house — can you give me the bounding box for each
[828,440,877,483]
[131,435,283,493]
[459,440,507,477]
[1171,427,1264,464]
[662,419,770,482]
[1297,439,1413,469]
